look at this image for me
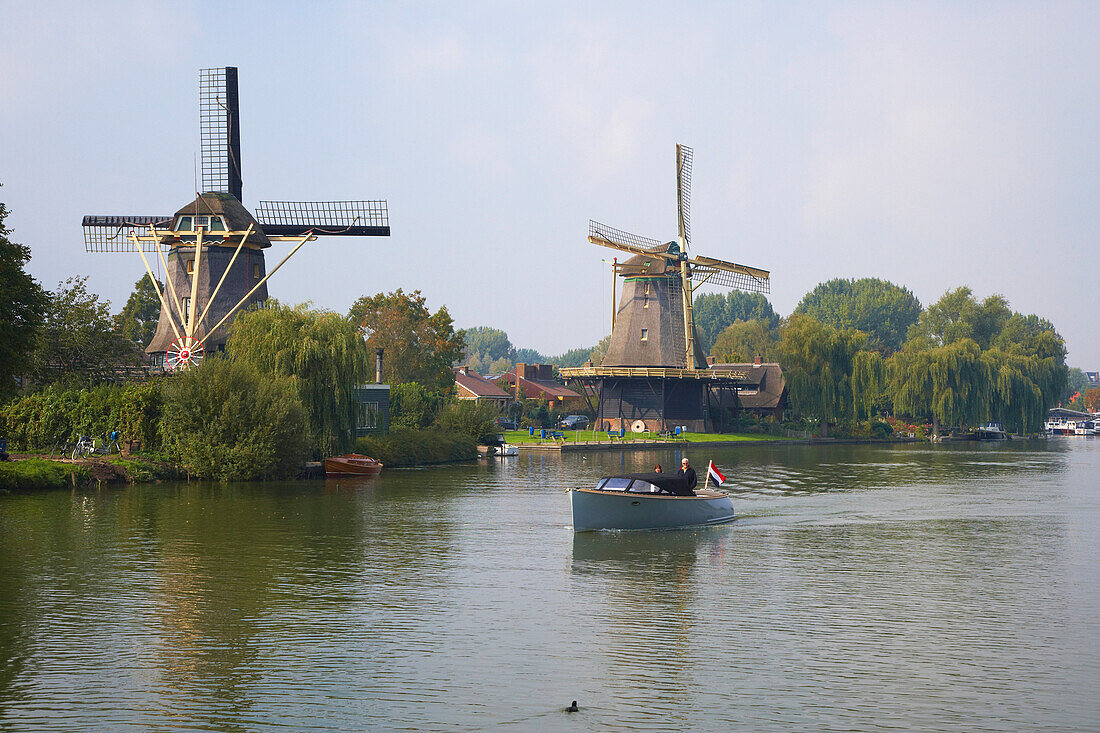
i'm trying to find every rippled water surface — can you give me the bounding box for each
[1,439,1098,731]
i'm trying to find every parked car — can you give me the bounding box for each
[560,415,589,430]
[495,417,518,431]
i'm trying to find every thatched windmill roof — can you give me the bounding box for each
[162,192,272,248]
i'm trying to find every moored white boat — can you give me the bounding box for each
[973,421,1009,440]
[570,472,736,531]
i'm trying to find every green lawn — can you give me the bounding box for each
[502,429,794,445]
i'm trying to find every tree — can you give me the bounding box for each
[1063,367,1090,403]
[777,314,871,434]
[226,302,370,457]
[693,291,779,353]
[892,289,1067,434]
[32,277,136,384]
[710,319,777,363]
[513,347,546,364]
[906,287,1011,350]
[434,399,500,443]
[552,345,597,368]
[390,382,444,430]
[462,326,514,364]
[794,278,922,353]
[1085,389,1100,413]
[588,334,612,365]
[891,339,991,435]
[0,197,48,398]
[161,357,310,480]
[348,289,465,391]
[114,275,163,348]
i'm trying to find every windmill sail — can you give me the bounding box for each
[199,67,242,199]
[588,220,668,256]
[676,144,692,252]
[255,200,390,237]
[82,215,172,252]
[688,255,770,293]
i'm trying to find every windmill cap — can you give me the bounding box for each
[164,192,271,248]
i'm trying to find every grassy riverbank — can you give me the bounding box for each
[0,455,184,492]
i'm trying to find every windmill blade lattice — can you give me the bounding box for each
[588,220,668,256]
[256,200,390,237]
[676,144,693,252]
[199,67,241,199]
[82,215,172,252]
[689,256,771,293]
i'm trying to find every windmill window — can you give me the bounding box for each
[643,296,649,308]
[177,216,193,232]
[253,264,262,279]
[182,297,191,315]
[644,283,650,294]
[208,216,226,232]
[186,259,194,274]
[640,329,648,341]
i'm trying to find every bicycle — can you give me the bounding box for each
[71,431,122,460]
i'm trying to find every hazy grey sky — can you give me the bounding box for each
[2,1,1097,365]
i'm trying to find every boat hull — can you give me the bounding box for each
[324,454,383,476]
[569,488,736,531]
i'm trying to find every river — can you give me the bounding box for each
[1,439,1098,731]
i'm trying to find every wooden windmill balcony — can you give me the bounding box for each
[559,365,750,382]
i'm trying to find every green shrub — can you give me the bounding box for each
[390,382,444,430]
[870,420,894,439]
[0,458,90,492]
[354,427,476,467]
[0,381,164,451]
[161,358,311,480]
[434,400,500,443]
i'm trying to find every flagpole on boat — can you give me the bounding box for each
[703,461,711,491]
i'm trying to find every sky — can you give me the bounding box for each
[2,1,1097,366]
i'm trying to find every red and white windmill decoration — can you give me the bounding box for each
[166,336,205,370]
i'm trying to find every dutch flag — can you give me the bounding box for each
[707,460,725,486]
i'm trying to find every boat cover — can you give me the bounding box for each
[600,472,695,497]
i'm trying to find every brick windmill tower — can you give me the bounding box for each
[560,145,771,432]
[81,67,390,369]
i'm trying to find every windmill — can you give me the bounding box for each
[560,144,771,433]
[81,67,390,370]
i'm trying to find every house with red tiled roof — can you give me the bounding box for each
[497,363,583,408]
[453,366,512,409]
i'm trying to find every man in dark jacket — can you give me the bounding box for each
[678,457,697,490]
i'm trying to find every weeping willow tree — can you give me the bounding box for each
[891,290,1068,435]
[778,315,875,434]
[227,302,370,457]
[852,350,886,420]
[891,339,990,436]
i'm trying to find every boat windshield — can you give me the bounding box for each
[627,481,661,494]
[597,477,632,491]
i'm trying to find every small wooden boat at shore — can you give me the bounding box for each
[570,472,735,531]
[324,453,383,476]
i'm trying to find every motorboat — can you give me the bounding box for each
[480,434,518,457]
[324,453,383,476]
[972,421,1009,440]
[569,472,736,531]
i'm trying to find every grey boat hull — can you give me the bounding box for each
[569,488,736,531]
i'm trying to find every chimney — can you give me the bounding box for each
[376,348,384,383]
[753,354,763,366]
